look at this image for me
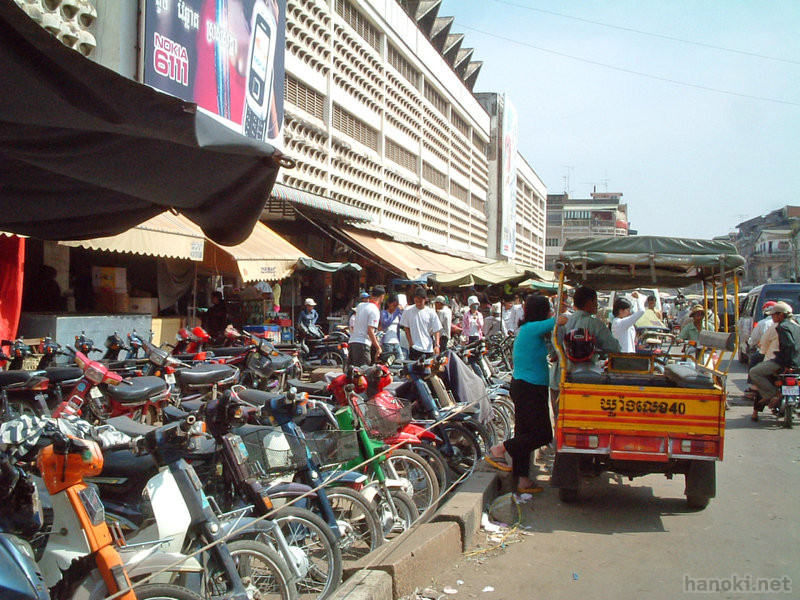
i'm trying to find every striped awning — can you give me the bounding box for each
[270,183,373,222]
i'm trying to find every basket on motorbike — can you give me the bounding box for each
[304,429,360,468]
[238,427,308,477]
[356,399,413,438]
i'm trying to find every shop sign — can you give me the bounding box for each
[190,240,204,261]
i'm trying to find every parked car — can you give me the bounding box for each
[737,283,800,363]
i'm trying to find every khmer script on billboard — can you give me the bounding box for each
[142,0,285,148]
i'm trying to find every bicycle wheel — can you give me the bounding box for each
[322,486,383,561]
[271,506,343,600]
[133,583,206,600]
[440,423,482,478]
[461,418,493,454]
[384,448,440,514]
[227,538,298,600]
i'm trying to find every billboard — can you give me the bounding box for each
[499,96,518,258]
[142,0,285,147]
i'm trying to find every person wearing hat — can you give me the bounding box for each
[483,302,505,338]
[679,304,707,343]
[745,301,778,370]
[433,295,452,350]
[462,295,484,343]
[749,301,800,419]
[400,287,442,359]
[298,298,319,333]
[349,286,386,366]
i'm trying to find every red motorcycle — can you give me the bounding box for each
[52,349,171,424]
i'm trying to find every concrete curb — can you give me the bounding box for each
[331,470,501,599]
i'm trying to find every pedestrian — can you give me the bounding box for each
[400,287,442,360]
[462,295,484,343]
[749,301,800,420]
[501,297,518,334]
[349,286,385,366]
[483,303,505,338]
[486,294,567,493]
[679,305,707,343]
[611,291,645,353]
[380,293,405,363]
[204,291,228,342]
[434,295,452,350]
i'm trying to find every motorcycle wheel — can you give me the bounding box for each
[321,350,344,366]
[414,442,453,492]
[373,489,418,539]
[322,486,383,561]
[270,506,343,600]
[132,583,206,600]
[783,400,793,429]
[439,423,482,478]
[227,539,298,600]
[6,398,45,419]
[384,448,440,514]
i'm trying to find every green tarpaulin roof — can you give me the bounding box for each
[431,260,554,288]
[557,236,745,288]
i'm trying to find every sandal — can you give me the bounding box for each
[484,456,512,472]
[517,485,544,494]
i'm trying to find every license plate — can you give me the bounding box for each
[782,385,799,396]
[165,373,176,385]
[89,386,103,399]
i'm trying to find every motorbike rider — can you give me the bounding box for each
[297,298,319,333]
[679,305,707,343]
[749,301,800,420]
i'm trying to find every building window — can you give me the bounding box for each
[470,194,485,213]
[423,83,448,117]
[386,138,417,172]
[451,111,469,137]
[564,210,591,220]
[546,238,560,247]
[472,132,487,156]
[450,180,469,203]
[335,0,380,50]
[332,104,378,150]
[285,75,324,120]
[387,43,419,88]
[422,161,447,190]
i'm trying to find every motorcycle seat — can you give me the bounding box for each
[45,366,84,384]
[176,363,237,386]
[99,447,159,480]
[237,388,284,406]
[205,346,254,357]
[0,370,44,388]
[106,376,168,404]
[286,379,327,394]
[267,354,295,372]
[664,364,716,389]
[106,415,158,437]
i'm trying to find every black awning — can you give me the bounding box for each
[0,0,284,246]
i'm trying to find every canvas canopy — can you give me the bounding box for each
[431,261,553,288]
[0,0,283,246]
[295,258,362,273]
[557,236,745,288]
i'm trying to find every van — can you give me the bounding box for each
[737,283,800,363]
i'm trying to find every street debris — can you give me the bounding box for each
[482,586,495,592]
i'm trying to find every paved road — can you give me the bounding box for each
[426,361,800,600]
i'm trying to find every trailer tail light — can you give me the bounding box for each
[31,378,50,391]
[563,434,599,449]
[784,377,797,386]
[672,439,717,456]
[611,435,665,454]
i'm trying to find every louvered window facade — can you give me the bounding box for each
[423,84,448,117]
[332,104,378,150]
[335,0,380,50]
[386,138,417,172]
[284,75,324,120]
[422,161,446,190]
[388,43,419,88]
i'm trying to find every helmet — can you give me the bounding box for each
[564,328,596,362]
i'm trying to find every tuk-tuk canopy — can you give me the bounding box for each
[557,236,745,289]
[431,260,553,288]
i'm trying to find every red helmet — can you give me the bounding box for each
[564,328,596,362]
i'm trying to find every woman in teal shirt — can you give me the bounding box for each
[486,295,564,493]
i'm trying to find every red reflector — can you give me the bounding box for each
[785,378,797,386]
[31,379,50,391]
[563,434,599,449]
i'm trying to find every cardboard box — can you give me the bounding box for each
[113,292,130,313]
[128,297,159,316]
[92,266,126,292]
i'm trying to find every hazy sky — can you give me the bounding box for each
[438,0,800,239]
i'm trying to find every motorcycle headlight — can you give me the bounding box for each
[84,364,105,384]
[78,486,105,526]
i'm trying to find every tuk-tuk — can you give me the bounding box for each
[551,236,745,509]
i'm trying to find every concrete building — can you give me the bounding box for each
[544,191,629,270]
[733,206,800,286]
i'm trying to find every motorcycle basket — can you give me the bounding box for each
[304,429,360,468]
[356,399,413,438]
[239,427,307,477]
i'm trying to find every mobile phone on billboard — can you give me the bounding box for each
[243,1,277,140]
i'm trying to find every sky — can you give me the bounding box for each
[438,0,800,239]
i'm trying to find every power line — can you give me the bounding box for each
[490,0,800,66]
[455,22,800,107]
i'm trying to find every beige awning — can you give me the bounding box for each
[60,212,206,261]
[340,228,483,279]
[208,221,308,282]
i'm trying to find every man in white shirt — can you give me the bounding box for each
[349,286,384,366]
[434,295,452,350]
[502,298,518,334]
[400,287,442,359]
